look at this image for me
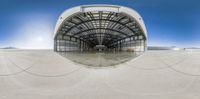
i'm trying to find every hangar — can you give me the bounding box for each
[54,4,147,52]
[2,4,200,99]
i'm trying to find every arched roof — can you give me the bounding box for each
[54,4,147,40]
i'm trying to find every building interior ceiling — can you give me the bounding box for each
[55,11,146,48]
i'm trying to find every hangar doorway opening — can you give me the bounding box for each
[53,5,147,66]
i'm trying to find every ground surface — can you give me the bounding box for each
[0,49,200,99]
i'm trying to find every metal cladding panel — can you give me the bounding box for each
[81,6,119,12]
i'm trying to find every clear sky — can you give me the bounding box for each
[0,0,200,49]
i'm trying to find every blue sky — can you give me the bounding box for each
[0,0,200,48]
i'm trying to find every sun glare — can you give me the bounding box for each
[36,36,44,42]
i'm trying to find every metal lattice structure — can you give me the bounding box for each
[54,4,147,52]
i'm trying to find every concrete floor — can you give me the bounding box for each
[59,51,142,67]
[0,49,200,99]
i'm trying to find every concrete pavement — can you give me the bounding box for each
[0,49,200,99]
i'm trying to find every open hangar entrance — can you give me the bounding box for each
[54,5,147,53]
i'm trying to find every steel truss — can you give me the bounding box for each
[55,11,146,52]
